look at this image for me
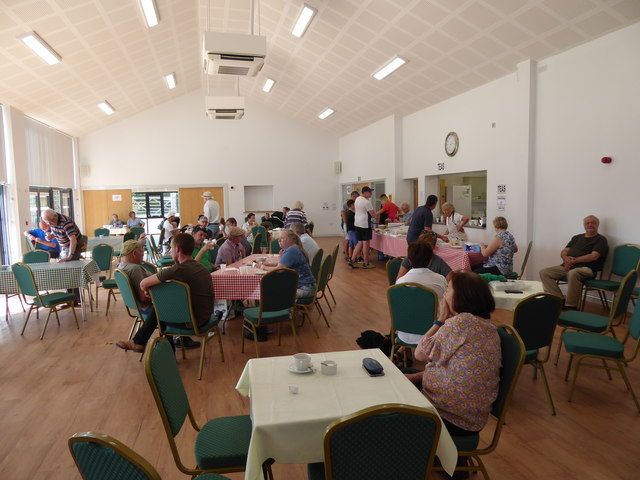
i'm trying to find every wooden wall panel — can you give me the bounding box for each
[178,187,225,226]
[82,189,132,235]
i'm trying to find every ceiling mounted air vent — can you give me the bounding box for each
[205,96,245,120]
[203,32,266,77]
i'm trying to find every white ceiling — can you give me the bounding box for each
[1,0,638,138]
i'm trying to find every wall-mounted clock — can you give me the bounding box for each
[445,131,459,157]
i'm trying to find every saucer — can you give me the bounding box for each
[288,363,314,374]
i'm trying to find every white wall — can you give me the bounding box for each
[79,90,341,234]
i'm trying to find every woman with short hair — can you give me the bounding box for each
[438,202,469,242]
[473,216,518,276]
[284,201,307,228]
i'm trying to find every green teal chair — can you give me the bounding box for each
[210,244,219,264]
[149,280,224,380]
[251,232,263,255]
[562,303,640,413]
[310,248,323,282]
[555,270,637,365]
[141,262,157,275]
[242,268,299,357]
[297,255,332,332]
[144,238,174,268]
[505,240,532,280]
[432,324,525,480]
[512,293,563,415]
[307,404,441,480]
[123,232,136,242]
[251,225,268,249]
[130,227,145,238]
[144,337,267,477]
[23,250,50,264]
[269,239,280,254]
[325,243,340,306]
[387,282,438,368]
[114,269,153,341]
[92,244,118,315]
[94,228,110,237]
[581,244,640,311]
[12,262,79,339]
[385,257,403,286]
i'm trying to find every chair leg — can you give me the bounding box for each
[616,360,640,413]
[21,306,35,335]
[555,329,566,365]
[197,341,206,381]
[567,356,584,402]
[289,318,300,351]
[214,327,224,362]
[315,301,330,328]
[324,294,332,312]
[327,283,336,305]
[178,337,186,360]
[53,307,61,326]
[564,354,574,382]
[601,359,613,380]
[537,362,557,416]
[303,308,320,339]
[40,309,54,340]
[70,304,79,330]
[105,290,112,316]
[128,316,140,340]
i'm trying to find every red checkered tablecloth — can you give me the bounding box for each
[211,254,280,300]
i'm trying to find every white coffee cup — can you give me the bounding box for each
[293,353,311,371]
[219,264,226,272]
[321,360,337,375]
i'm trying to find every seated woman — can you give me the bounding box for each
[126,211,145,228]
[408,271,501,438]
[109,213,123,228]
[473,216,517,276]
[437,202,469,243]
[270,229,316,298]
[396,232,452,281]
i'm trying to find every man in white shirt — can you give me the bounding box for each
[162,211,178,254]
[350,186,377,269]
[291,222,319,261]
[202,191,221,237]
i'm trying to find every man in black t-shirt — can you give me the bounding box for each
[407,195,438,244]
[540,215,609,310]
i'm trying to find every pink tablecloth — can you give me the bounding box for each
[370,233,484,272]
[211,254,279,300]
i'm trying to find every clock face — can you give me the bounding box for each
[445,132,459,157]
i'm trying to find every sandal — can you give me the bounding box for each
[116,340,145,353]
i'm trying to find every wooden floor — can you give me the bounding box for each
[1,236,639,480]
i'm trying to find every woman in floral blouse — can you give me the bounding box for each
[410,271,501,437]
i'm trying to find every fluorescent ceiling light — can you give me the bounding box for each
[18,32,61,65]
[292,5,316,37]
[262,78,275,93]
[373,56,407,80]
[97,101,115,115]
[139,0,159,27]
[318,108,334,120]
[164,73,176,89]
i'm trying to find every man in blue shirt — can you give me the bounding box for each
[407,195,438,244]
[24,220,61,258]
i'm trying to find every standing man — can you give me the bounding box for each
[24,220,61,258]
[540,215,609,310]
[341,190,359,258]
[407,194,438,244]
[202,191,221,237]
[349,186,377,269]
[115,233,211,352]
[41,208,83,262]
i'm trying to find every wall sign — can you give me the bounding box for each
[112,194,122,201]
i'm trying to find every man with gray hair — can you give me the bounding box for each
[539,215,609,310]
[40,208,83,262]
[291,222,319,260]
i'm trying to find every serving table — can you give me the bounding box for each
[235,348,457,480]
[0,259,100,320]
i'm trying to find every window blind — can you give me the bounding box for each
[24,116,74,188]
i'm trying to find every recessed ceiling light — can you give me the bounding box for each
[97,101,115,115]
[318,108,334,120]
[164,73,176,89]
[373,56,407,80]
[18,31,61,65]
[262,78,275,93]
[139,0,159,28]
[292,4,316,38]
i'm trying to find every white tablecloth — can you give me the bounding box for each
[492,280,545,310]
[86,236,124,252]
[236,348,457,479]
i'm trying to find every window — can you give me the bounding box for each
[29,187,74,226]
[132,191,179,233]
[435,170,487,220]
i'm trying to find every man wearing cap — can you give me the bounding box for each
[115,233,211,353]
[202,191,221,237]
[215,226,246,266]
[350,186,377,269]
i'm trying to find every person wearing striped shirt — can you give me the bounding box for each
[41,208,83,262]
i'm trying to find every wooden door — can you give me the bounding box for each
[82,189,132,236]
[178,187,225,226]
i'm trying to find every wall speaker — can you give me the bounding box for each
[333,161,342,174]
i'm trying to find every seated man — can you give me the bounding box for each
[291,221,319,260]
[192,226,216,272]
[109,214,123,227]
[215,227,246,265]
[540,215,609,310]
[116,234,211,352]
[24,220,61,258]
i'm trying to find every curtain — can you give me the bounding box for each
[24,116,74,187]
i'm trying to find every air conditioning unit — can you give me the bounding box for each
[205,96,245,120]
[203,31,266,76]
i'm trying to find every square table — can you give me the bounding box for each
[211,254,279,301]
[491,280,545,311]
[236,348,457,479]
[86,236,124,253]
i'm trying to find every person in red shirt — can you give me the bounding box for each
[376,194,399,224]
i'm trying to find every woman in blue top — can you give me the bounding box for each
[274,229,316,298]
[126,211,145,228]
[473,216,518,276]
